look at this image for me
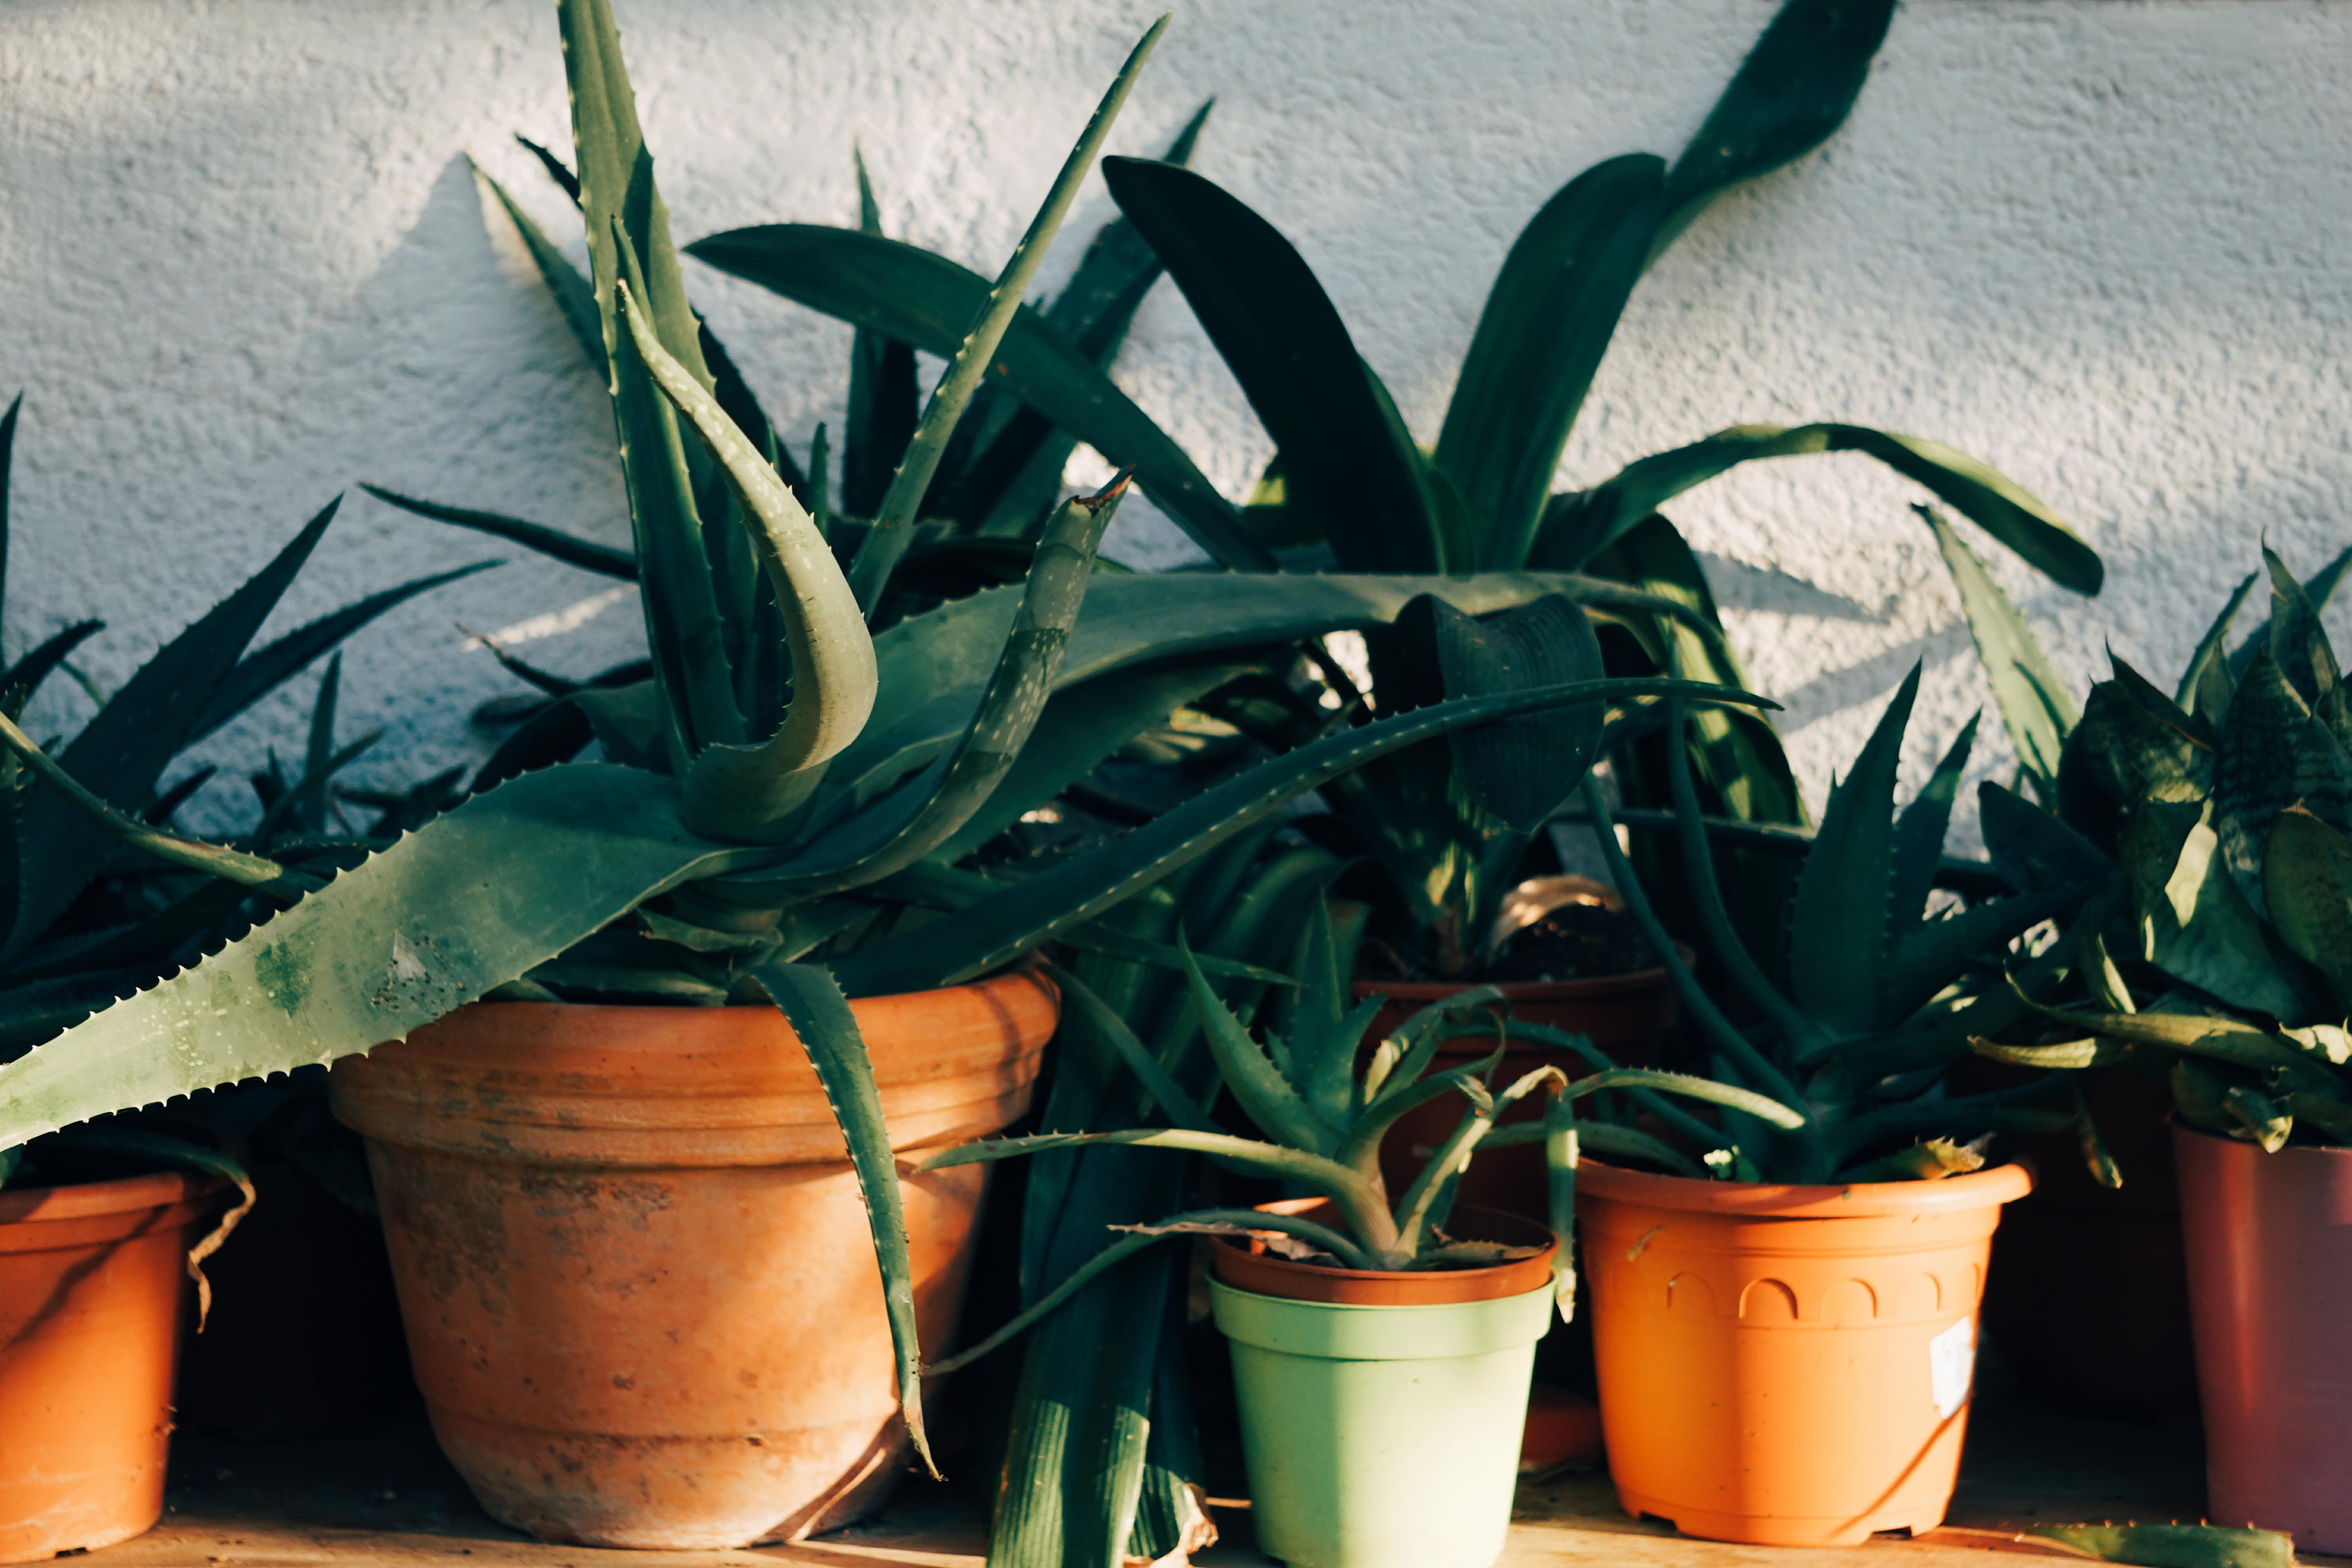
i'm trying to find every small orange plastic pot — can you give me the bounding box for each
[0,1170,227,1561]
[330,968,1055,1550]
[1578,1158,2032,1545]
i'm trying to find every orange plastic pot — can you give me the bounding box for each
[330,969,1055,1550]
[1355,962,1681,1221]
[0,1170,225,1561]
[2175,1122,2352,1553]
[1578,1158,2031,1545]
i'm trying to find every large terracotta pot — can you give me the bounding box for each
[1354,962,1681,1220]
[1579,1158,2030,1545]
[330,969,1056,1550]
[0,1170,225,1561]
[2175,1122,2352,1553]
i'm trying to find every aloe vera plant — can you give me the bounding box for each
[1970,545,2352,1155]
[0,0,1776,1472]
[693,0,2104,983]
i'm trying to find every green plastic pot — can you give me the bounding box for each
[1210,1276,1553,1568]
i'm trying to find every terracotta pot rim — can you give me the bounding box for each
[2170,1116,2352,1161]
[1576,1155,2032,1218]
[442,965,1052,1022]
[0,1167,226,1227]
[1351,944,1693,1003]
[1210,1197,1556,1305]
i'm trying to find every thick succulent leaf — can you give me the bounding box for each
[846,20,1166,610]
[1660,0,1897,244]
[1,619,102,706]
[828,675,1774,995]
[619,284,879,834]
[690,224,1266,571]
[1880,880,2095,1027]
[358,486,637,581]
[0,392,17,645]
[1430,593,1608,831]
[515,132,581,204]
[15,502,335,950]
[739,960,937,1476]
[2263,804,2352,1011]
[1180,938,1338,1155]
[1100,156,1440,574]
[1550,423,2101,595]
[734,483,1118,887]
[1979,780,2117,894]
[2073,679,2209,808]
[0,766,772,1149]
[1785,663,1918,1034]
[2214,654,2350,919]
[1888,713,1978,938]
[476,162,603,372]
[1433,154,1665,569]
[842,151,919,520]
[2229,542,2352,681]
[2109,655,2217,751]
[1920,507,2075,796]
[2122,800,2322,1021]
[2029,1523,2292,1568]
[2177,572,2256,723]
[2262,543,2342,706]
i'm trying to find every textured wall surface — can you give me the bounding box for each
[2,0,2347,836]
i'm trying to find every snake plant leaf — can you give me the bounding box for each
[736,481,1119,884]
[1431,594,1609,832]
[2229,541,2352,682]
[475,160,603,372]
[1920,506,2076,797]
[2124,797,2320,1021]
[14,499,336,951]
[358,486,638,581]
[1434,154,1666,570]
[2030,1521,2294,1568]
[690,225,1267,573]
[2215,653,2351,919]
[2262,543,2342,706]
[2177,571,2256,723]
[619,282,878,834]
[0,765,778,1150]
[2263,804,2352,1010]
[1100,156,1442,573]
[1967,1035,2130,1071]
[737,960,937,1478]
[2109,654,2217,752]
[830,674,1774,996]
[926,659,1259,865]
[1785,662,1918,1035]
[2074,678,2209,808]
[847,18,1167,611]
[1550,423,2101,595]
[1979,780,2117,894]
[1659,0,1897,246]
[1888,712,1979,941]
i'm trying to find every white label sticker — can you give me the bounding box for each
[1929,1316,1975,1419]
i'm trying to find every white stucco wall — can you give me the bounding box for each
[2,0,2348,838]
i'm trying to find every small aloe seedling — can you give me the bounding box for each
[914,909,1799,1376]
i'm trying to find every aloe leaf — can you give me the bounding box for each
[475,160,603,372]
[0,766,775,1149]
[15,501,336,949]
[1100,156,1440,573]
[1786,663,1917,1035]
[1888,712,1980,937]
[618,282,878,834]
[846,20,1167,611]
[1556,423,2101,595]
[832,675,1774,997]
[1431,594,1608,832]
[1659,0,1896,246]
[2028,1521,2293,1568]
[1180,934,1340,1155]
[920,1128,1379,1223]
[1046,962,1221,1136]
[1881,881,2097,1026]
[737,960,936,1477]
[689,225,1266,573]
[359,486,636,580]
[1433,154,1666,568]
[0,391,18,646]
[839,154,921,521]
[1920,506,2075,796]
[1979,780,2117,894]
[0,619,101,706]
[2177,571,2256,721]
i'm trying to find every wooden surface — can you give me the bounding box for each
[59,1387,2337,1567]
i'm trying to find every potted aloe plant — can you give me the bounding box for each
[914,913,1794,1568]
[0,395,485,1557]
[690,0,2106,1228]
[0,1,1773,1551]
[1515,669,2109,1547]
[1971,545,2352,1556]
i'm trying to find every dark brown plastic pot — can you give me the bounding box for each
[2176,1121,2352,1553]
[1355,959,1683,1223]
[1977,1071,2196,1417]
